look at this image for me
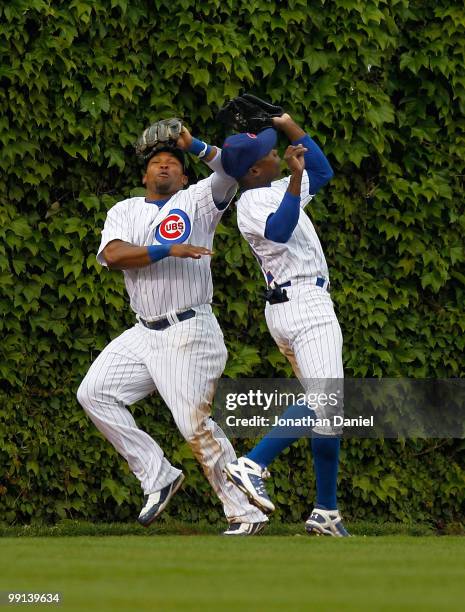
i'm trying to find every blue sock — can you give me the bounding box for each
[246,404,313,468]
[311,436,340,510]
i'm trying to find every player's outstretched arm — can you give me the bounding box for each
[176,126,237,209]
[273,114,333,194]
[176,125,217,163]
[102,239,213,270]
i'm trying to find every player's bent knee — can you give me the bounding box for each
[177,418,209,445]
[178,416,222,458]
[179,425,203,444]
[76,379,93,412]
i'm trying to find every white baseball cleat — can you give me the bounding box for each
[224,456,275,514]
[305,508,351,537]
[137,473,185,527]
[223,521,268,536]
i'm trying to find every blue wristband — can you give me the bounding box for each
[147,244,171,262]
[188,137,212,158]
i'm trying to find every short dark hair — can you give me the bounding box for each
[145,145,186,171]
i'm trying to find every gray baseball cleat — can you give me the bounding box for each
[224,456,275,514]
[305,508,351,537]
[137,473,185,527]
[223,521,268,536]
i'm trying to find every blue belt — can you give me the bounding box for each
[274,277,329,291]
[140,309,195,331]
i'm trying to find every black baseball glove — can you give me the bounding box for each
[134,118,182,160]
[216,94,284,133]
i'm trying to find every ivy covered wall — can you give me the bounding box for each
[1,0,464,525]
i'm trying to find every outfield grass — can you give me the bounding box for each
[0,518,437,538]
[1,535,464,611]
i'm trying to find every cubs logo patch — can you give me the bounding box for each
[247,133,257,139]
[155,209,191,244]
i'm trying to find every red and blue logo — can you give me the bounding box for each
[155,209,191,244]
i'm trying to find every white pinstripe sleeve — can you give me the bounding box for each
[236,192,277,240]
[272,170,314,208]
[188,175,230,229]
[97,202,133,266]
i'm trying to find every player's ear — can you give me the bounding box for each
[249,165,260,177]
[142,173,147,185]
[182,174,188,186]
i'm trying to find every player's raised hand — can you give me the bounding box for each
[272,113,293,128]
[284,144,307,173]
[176,125,193,151]
[273,114,306,141]
[170,244,213,259]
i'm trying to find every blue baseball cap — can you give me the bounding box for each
[221,128,277,179]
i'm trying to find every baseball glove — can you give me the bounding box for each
[135,118,182,160]
[216,94,284,133]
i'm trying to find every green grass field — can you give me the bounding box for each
[1,534,465,612]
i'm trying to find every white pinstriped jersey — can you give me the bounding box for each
[81,173,266,522]
[236,170,329,286]
[97,175,226,320]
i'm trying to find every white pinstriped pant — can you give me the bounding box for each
[77,304,265,523]
[265,280,344,426]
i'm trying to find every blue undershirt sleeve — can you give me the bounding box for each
[291,134,334,194]
[264,192,301,243]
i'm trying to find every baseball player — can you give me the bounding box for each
[220,110,350,536]
[77,120,267,535]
